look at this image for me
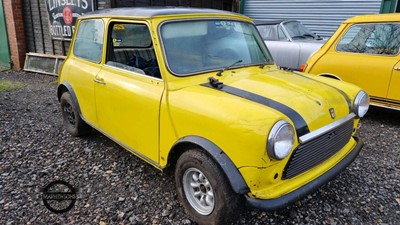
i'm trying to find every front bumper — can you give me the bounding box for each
[245,136,363,211]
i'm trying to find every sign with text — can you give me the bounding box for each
[45,0,94,40]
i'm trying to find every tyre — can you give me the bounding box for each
[60,92,91,136]
[175,149,243,225]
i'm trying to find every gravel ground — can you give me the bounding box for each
[0,71,399,225]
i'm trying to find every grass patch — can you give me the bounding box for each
[0,80,24,92]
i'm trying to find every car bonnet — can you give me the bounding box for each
[199,70,353,136]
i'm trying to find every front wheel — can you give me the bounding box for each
[175,149,243,225]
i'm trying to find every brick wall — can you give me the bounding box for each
[4,0,27,70]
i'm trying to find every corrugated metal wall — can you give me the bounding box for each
[244,0,382,37]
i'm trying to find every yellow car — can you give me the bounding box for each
[57,7,369,225]
[302,13,400,110]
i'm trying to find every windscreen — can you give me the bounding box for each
[160,20,272,76]
[283,21,317,40]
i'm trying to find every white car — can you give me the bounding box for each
[256,20,326,70]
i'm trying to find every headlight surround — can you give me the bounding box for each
[267,120,295,160]
[354,91,369,118]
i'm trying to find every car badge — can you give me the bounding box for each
[329,108,336,119]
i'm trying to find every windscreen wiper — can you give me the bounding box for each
[216,60,243,76]
[302,33,315,38]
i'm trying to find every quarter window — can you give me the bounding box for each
[278,26,287,41]
[257,25,278,41]
[336,23,400,55]
[73,19,104,62]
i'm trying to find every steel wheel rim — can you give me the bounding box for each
[182,168,214,215]
[64,103,76,125]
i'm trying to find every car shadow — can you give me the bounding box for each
[363,105,400,125]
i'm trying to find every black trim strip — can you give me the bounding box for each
[292,72,352,113]
[202,83,310,136]
[371,96,400,105]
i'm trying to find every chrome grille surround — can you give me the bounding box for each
[283,113,356,179]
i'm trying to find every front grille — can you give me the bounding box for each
[283,118,354,179]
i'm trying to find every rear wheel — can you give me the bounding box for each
[60,92,91,136]
[175,149,243,225]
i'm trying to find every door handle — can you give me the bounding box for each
[394,67,400,71]
[94,77,106,85]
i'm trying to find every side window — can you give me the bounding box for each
[106,22,160,78]
[73,19,104,62]
[112,23,152,47]
[278,26,287,41]
[257,25,277,41]
[337,23,400,55]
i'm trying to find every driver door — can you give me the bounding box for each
[94,21,164,164]
[387,60,400,101]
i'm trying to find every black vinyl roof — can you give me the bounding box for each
[84,7,240,18]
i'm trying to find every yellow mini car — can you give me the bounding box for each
[302,13,400,110]
[57,7,369,225]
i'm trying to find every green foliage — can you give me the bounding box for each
[0,80,23,92]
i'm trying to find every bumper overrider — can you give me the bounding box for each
[245,136,363,211]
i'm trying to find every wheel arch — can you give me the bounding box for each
[57,82,83,116]
[167,136,249,194]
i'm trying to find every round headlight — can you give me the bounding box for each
[267,120,295,160]
[354,91,369,118]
